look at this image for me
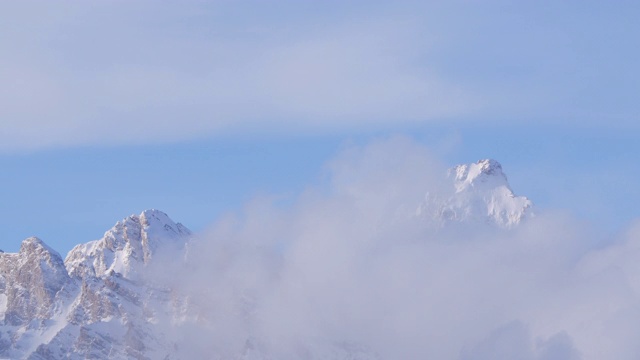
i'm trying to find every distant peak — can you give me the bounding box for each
[425,158,533,228]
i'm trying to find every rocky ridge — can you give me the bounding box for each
[0,210,190,360]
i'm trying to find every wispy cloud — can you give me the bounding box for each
[1,1,637,152]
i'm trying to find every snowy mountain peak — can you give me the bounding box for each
[64,210,191,279]
[420,159,533,228]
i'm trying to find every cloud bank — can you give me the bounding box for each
[145,137,640,359]
[1,1,638,152]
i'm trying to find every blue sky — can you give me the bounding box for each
[0,1,638,253]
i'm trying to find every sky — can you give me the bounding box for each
[0,0,639,253]
[3,2,640,359]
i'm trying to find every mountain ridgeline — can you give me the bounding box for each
[0,160,532,359]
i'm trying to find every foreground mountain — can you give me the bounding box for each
[0,160,532,359]
[0,210,375,360]
[0,210,191,359]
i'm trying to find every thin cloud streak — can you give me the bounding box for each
[1,1,638,152]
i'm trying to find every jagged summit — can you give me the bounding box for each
[64,209,191,279]
[454,159,504,179]
[420,159,533,228]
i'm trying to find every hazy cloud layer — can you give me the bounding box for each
[144,137,640,359]
[1,1,638,151]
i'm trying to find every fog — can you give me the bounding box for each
[150,137,638,359]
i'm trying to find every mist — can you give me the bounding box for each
[148,137,637,359]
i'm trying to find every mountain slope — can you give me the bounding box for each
[65,209,191,280]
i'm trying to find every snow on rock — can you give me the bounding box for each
[0,210,192,359]
[0,237,70,326]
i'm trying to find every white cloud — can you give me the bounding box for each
[142,137,640,359]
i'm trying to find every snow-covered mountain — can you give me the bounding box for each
[0,210,192,360]
[0,160,532,359]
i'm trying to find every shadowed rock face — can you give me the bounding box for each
[1,237,69,326]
